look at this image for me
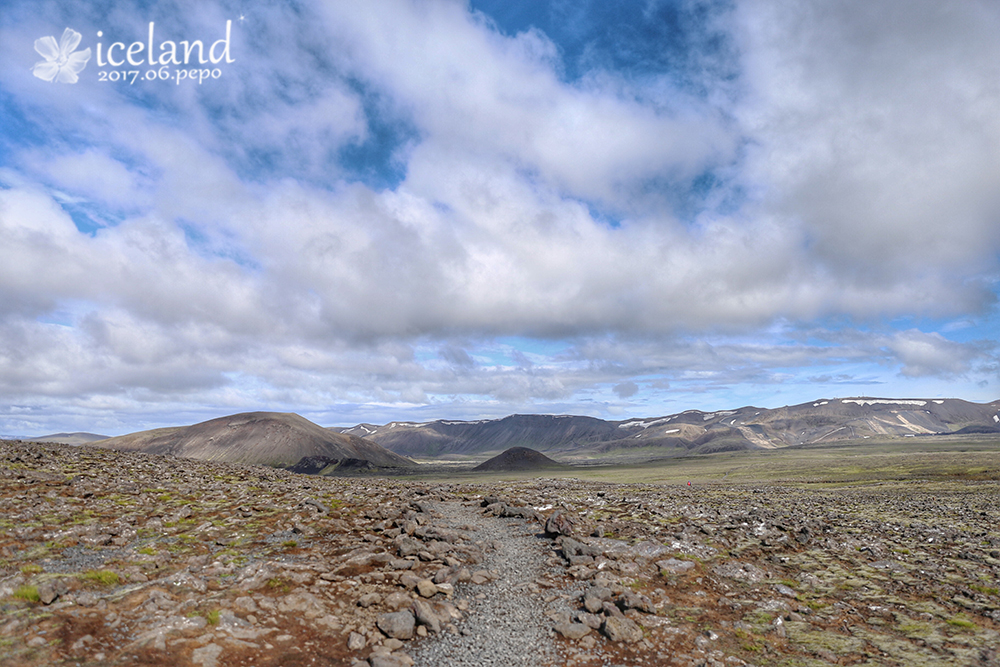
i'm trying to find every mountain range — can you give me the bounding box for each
[26,396,998,471]
[334,397,1000,459]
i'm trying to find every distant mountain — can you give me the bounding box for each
[90,412,415,468]
[473,447,568,472]
[336,414,624,458]
[334,397,1000,458]
[25,432,108,446]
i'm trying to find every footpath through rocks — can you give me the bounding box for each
[407,499,567,667]
[2,440,1000,667]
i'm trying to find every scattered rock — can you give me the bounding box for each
[411,599,441,633]
[377,610,416,640]
[191,643,224,667]
[416,579,438,598]
[36,578,68,605]
[347,632,366,650]
[545,510,576,537]
[602,615,644,643]
[657,558,696,575]
[555,622,592,639]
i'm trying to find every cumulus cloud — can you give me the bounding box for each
[2,0,1000,433]
[884,330,982,379]
[613,381,638,399]
[733,0,1000,284]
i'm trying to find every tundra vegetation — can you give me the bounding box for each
[1,437,998,666]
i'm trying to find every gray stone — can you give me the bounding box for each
[628,541,671,560]
[277,590,327,619]
[358,592,382,608]
[416,579,438,598]
[583,585,613,613]
[554,622,592,639]
[657,558,696,575]
[583,593,604,613]
[411,598,441,633]
[37,578,68,605]
[574,611,603,629]
[370,653,414,667]
[713,561,766,583]
[602,615,643,643]
[395,536,423,558]
[377,610,416,640]
[545,511,575,537]
[191,642,224,667]
[774,583,798,598]
[619,591,655,614]
[384,591,412,610]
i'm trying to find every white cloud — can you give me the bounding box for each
[2,0,1000,434]
[733,0,1000,283]
[884,329,981,378]
[321,0,735,208]
[22,149,151,211]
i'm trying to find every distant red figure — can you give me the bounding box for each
[687,481,691,487]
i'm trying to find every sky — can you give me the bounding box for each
[1,0,999,437]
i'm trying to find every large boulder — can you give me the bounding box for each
[602,615,643,643]
[377,610,416,640]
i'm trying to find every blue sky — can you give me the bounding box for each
[1,0,999,436]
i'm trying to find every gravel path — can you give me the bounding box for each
[409,501,572,667]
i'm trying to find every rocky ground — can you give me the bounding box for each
[1,440,999,666]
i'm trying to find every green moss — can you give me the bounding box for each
[206,609,220,625]
[267,578,290,593]
[19,564,43,575]
[80,569,119,586]
[22,542,55,560]
[784,622,866,654]
[12,585,40,602]
[735,628,764,652]
[946,615,977,631]
[970,583,999,596]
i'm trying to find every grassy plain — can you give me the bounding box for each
[397,434,1000,485]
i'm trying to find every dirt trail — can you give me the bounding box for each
[409,501,573,667]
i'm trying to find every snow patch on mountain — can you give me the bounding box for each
[842,399,928,407]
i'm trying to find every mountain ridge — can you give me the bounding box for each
[333,396,1000,459]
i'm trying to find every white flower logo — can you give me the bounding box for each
[32,28,91,84]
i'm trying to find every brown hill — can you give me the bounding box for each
[472,447,568,472]
[89,412,414,468]
[25,432,108,446]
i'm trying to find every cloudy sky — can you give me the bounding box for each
[2,0,999,436]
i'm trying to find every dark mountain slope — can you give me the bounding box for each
[472,446,568,472]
